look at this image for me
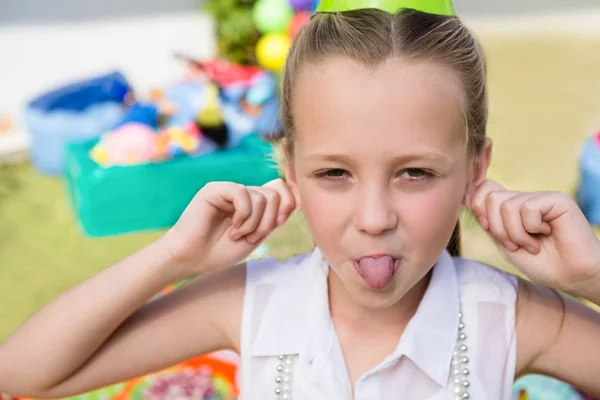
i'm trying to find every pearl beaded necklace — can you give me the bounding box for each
[273,310,470,400]
[451,312,471,399]
[274,354,297,400]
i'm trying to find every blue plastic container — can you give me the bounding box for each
[24,71,130,174]
[576,133,600,226]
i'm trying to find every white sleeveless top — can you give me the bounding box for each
[239,248,518,399]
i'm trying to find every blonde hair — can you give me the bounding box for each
[280,8,488,256]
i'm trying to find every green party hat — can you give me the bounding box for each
[316,0,456,16]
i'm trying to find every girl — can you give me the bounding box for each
[2,4,600,400]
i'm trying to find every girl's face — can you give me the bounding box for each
[285,57,490,309]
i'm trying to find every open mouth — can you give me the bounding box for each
[353,255,401,290]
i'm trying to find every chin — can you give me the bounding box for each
[355,286,408,310]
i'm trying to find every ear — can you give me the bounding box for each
[463,138,493,207]
[281,138,302,208]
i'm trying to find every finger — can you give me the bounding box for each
[245,187,280,243]
[264,179,296,226]
[231,190,267,240]
[469,179,505,230]
[229,185,253,228]
[485,189,521,251]
[520,192,563,236]
[500,192,542,253]
[204,182,252,226]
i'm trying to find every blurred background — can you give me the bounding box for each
[2,0,600,399]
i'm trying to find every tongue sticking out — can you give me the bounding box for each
[356,256,396,289]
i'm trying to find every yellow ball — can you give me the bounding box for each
[256,33,291,72]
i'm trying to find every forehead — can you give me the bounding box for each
[292,58,465,159]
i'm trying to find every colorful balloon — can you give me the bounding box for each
[288,11,312,40]
[289,0,314,11]
[253,0,294,34]
[256,33,291,72]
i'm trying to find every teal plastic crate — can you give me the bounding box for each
[65,134,280,237]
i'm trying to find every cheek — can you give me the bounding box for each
[297,181,349,235]
[399,182,464,244]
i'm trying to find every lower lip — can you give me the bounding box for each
[352,257,401,290]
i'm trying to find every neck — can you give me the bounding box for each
[328,270,431,335]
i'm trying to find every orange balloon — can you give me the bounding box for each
[287,11,312,40]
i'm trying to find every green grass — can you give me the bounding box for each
[2,31,600,343]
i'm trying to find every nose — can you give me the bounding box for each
[352,185,398,235]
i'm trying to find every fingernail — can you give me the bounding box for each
[527,245,539,254]
[479,216,489,230]
[246,235,262,244]
[504,241,518,252]
[277,214,287,226]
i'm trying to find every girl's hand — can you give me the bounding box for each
[163,179,297,276]
[468,179,600,295]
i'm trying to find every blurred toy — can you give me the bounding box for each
[174,55,281,147]
[117,102,161,129]
[90,123,160,167]
[513,375,593,400]
[90,121,203,167]
[143,367,225,400]
[162,80,207,128]
[159,123,202,158]
[196,82,229,148]
[86,55,282,168]
[174,54,264,88]
[516,390,528,400]
[223,71,282,146]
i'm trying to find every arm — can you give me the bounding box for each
[467,181,600,394]
[515,279,600,397]
[0,237,244,398]
[0,178,295,399]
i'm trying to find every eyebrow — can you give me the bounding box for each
[302,150,452,164]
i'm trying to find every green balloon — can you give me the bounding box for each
[316,0,456,15]
[253,0,294,34]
